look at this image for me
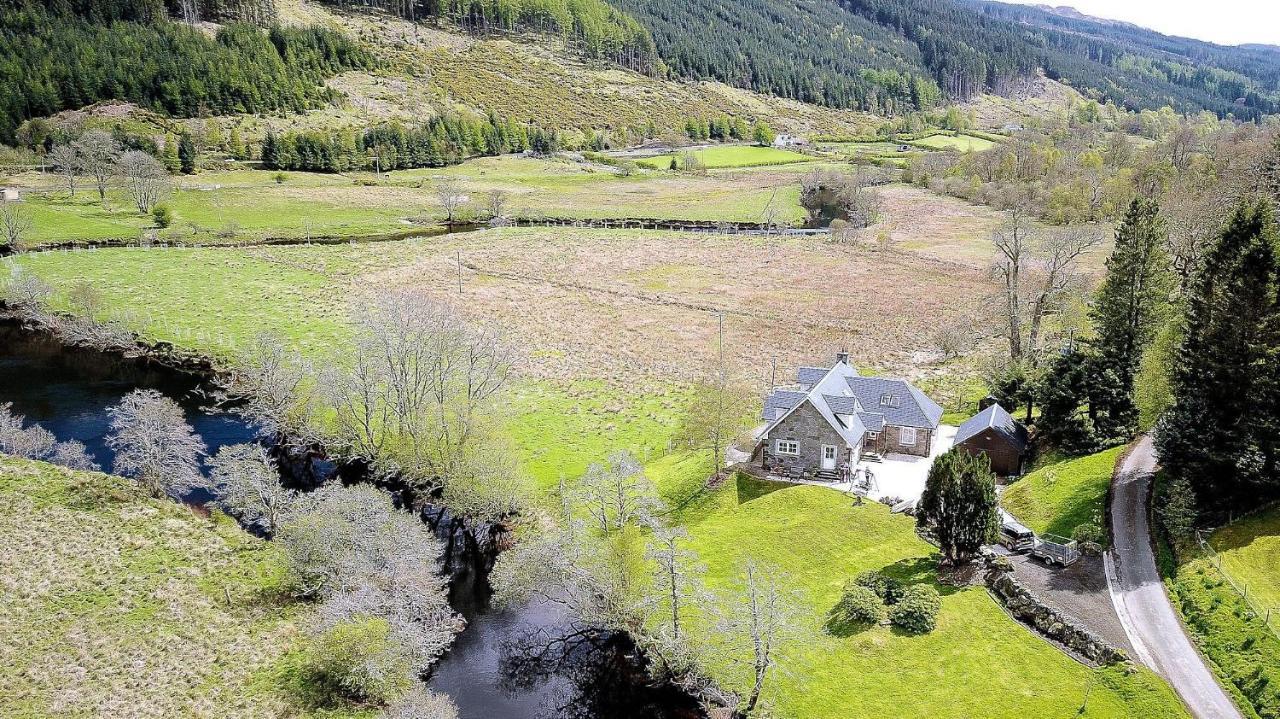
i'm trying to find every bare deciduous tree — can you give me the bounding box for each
[580,450,661,532]
[323,291,512,492]
[486,189,509,225]
[48,144,81,197]
[0,403,55,459]
[435,178,467,224]
[991,204,1033,362]
[1,267,53,320]
[213,333,318,444]
[208,443,295,534]
[713,561,800,717]
[381,688,459,719]
[105,389,207,497]
[647,527,705,644]
[1023,226,1101,358]
[1,199,33,250]
[48,440,101,471]
[74,130,122,206]
[279,483,461,675]
[117,150,171,214]
[441,448,532,522]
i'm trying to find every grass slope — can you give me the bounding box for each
[668,473,1186,719]
[1001,447,1123,538]
[1209,506,1280,612]
[0,455,359,718]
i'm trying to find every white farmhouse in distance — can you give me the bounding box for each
[773,134,808,148]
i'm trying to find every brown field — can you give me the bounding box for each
[354,227,995,387]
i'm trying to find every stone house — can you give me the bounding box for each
[953,402,1028,476]
[753,353,944,479]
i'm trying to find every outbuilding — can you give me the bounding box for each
[0,187,20,202]
[953,402,1028,476]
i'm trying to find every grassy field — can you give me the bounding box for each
[1172,511,1280,711]
[637,145,814,169]
[6,155,825,245]
[909,132,998,152]
[1001,447,1124,539]
[1208,506,1280,612]
[0,455,363,718]
[661,473,1187,719]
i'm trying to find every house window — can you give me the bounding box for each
[867,431,879,440]
[822,446,837,460]
[775,440,799,456]
[899,427,918,446]
[880,394,901,408]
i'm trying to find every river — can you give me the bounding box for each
[0,323,700,719]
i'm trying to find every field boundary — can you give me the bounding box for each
[1195,528,1280,641]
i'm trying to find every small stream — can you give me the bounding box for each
[0,324,701,719]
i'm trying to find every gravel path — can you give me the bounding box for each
[1107,436,1243,719]
[1007,553,1134,655]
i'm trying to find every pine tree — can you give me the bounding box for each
[1089,197,1174,439]
[261,130,279,169]
[1036,349,1098,453]
[917,449,998,566]
[1157,199,1280,515]
[178,131,198,174]
[161,133,181,172]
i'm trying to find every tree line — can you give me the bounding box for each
[0,1,370,143]
[261,113,560,173]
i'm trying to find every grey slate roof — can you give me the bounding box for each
[844,376,944,429]
[954,403,1028,451]
[797,366,830,387]
[822,394,859,415]
[857,412,886,432]
[762,390,807,421]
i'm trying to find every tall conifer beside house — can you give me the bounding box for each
[1157,199,1280,516]
[1088,197,1175,439]
[917,448,998,566]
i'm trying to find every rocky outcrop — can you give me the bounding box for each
[987,567,1128,666]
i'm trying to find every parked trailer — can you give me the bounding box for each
[1031,534,1080,567]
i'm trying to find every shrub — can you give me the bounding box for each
[1072,522,1103,545]
[274,172,287,184]
[889,585,941,634]
[832,584,886,627]
[854,570,903,604]
[152,203,172,228]
[304,617,413,704]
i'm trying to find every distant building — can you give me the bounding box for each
[772,134,808,148]
[953,403,1029,476]
[0,187,20,202]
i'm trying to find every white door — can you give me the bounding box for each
[821,445,837,470]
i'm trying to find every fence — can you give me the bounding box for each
[1195,529,1280,640]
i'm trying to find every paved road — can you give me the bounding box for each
[1106,436,1243,719]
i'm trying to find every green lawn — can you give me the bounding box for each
[638,144,815,169]
[0,454,367,718]
[664,473,1187,719]
[1166,531,1280,718]
[910,132,998,152]
[1001,447,1123,538]
[1209,505,1280,612]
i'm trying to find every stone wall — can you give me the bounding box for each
[762,402,850,475]
[986,567,1128,666]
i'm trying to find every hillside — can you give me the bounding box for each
[0,455,350,718]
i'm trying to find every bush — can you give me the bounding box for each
[152,204,172,228]
[274,172,287,184]
[889,585,941,634]
[304,617,413,704]
[854,570,904,604]
[832,584,886,627]
[1072,522,1103,545]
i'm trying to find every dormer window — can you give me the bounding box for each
[879,394,901,408]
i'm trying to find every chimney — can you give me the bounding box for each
[836,350,849,365]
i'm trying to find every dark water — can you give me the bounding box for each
[0,324,700,719]
[0,325,255,481]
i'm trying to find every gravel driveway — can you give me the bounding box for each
[1107,436,1243,719]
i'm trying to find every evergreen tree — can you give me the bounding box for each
[917,449,998,566]
[1157,199,1280,515]
[177,131,198,174]
[161,133,180,172]
[261,131,279,169]
[1036,349,1098,453]
[1089,198,1174,439]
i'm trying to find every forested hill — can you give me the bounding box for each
[613,0,1280,119]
